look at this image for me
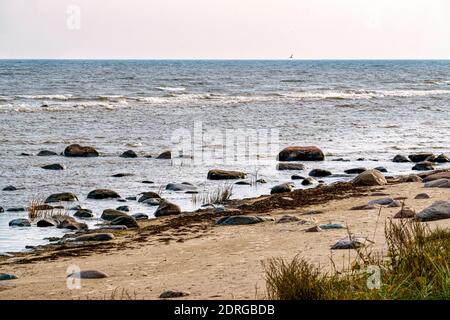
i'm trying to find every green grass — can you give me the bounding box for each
[264,219,450,300]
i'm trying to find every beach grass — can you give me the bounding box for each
[264,219,450,300]
[191,183,234,205]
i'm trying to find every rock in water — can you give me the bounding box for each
[344,168,367,174]
[120,150,138,158]
[154,200,181,217]
[2,185,18,191]
[37,150,58,156]
[101,209,129,221]
[374,166,388,173]
[137,192,161,202]
[216,215,273,225]
[433,154,450,163]
[132,213,149,221]
[270,183,294,194]
[74,233,114,242]
[116,205,130,212]
[165,183,197,191]
[87,189,121,199]
[53,215,88,230]
[156,150,171,159]
[412,161,434,171]
[277,146,325,161]
[416,201,450,221]
[37,219,56,227]
[64,144,99,157]
[41,163,65,170]
[45,192,78,203]
[309,169,332,177]
[68,270,108,279]
[276,163,305,171]
[352,170,387,186]
[207,169,246,180]
[110,215,139,228]
[408,153,434,163]
[8,218,31,227]
[74,209,94,218]
[392,155,410,163]
[301,177,317,186]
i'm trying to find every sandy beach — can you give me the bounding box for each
[1,176,449,300]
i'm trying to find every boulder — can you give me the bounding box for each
[53,215,88,230]
[143,198,162,206]
[309,169,332,177]
[6,207,25,212]
[291,175,305,180]
[37,150,58,156]
[277,163,305,171]
[87,189,121,199]
[415,193,431,199]
[424,179,450,188]
[132,213,149,221]
[423,171,450,182]
[216,215,273,225]
[207,169,246,180]
[368,198,394,206]
[301,177,317,186]
[398,175,423,183]
[64,144,99,157]
[374,166,388,173]
[110,215,139,228]
[41,163,65,170]
[270,183,294,194]
[344,168,367,174]
[165,183,197,191]
[408,153,434,163]
[67,270,108,279]
[352,170,387,186]
[156,151,171,159]
[433,154,450,163]
[277,146,324,161]
[8,218,31,227]
[111,173,134,178]
[331,237,367,250]
[120,150,138,158]
[412,161,434,171]
[154,200,181,217]
[138,192,161,202]
[392,155,410,163]
[2,185,18,191]
[74,209,94,218]
[116,206,130,212]
[74,233,114,242]
[0,207,3,213]
[394,207,416,219]
[416,201,450,221]
[101,209,128,221]
[45,192,78,203]
[37,219,56,227]
[235,181,251,185]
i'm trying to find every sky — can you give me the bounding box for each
[0,0,449,59]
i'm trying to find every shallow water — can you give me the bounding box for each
[1,60,449,252]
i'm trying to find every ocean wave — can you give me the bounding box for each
[155,86,186,92]
[15,94,74,101]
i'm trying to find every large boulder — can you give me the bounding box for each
[277,146,324,161]
[87,189,121,199]
[207,169,246,180]
[101,209,128,221]
[154,200,181,217]
[423,171,450,182]
[351,170,387,186]
[277,163,305,171]
[416,201,450,221]
[408,153,434,163]
[45,192,78,203]
[64,144,99,157]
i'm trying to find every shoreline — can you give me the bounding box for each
[1,169,450,299]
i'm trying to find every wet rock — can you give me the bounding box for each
[424,179,450,188]
[331,237,367,250]
[74,233,114,242]
[433,154,450,163]
[0,207,3,213]
[87,189,121,199]
[392,155,410,163]
[101,209,128,221]
[120,150,138,158]
[126,196,137,201]
[67,270,108,279]
[235,181,251,185]
[116,206,130,212]
[132,213,149,221]
[54,215,88,230]
[408,153,434,163]
[19,152,32,156]
[416,201,450,221]
[165,183,197,191]
[368,198,394,206]
[394,207,416,219]
[6,207,25,212]
[41,163,65,170]
[415,193,431,199]
[2,185,19,191]
[110,215,139,228]
[207,169,246,180]
[154,200,181,217]
[45,192,78,203]
[277,146,324,161]
[412,161,434,171]
[319,223,344,230]
[216,215,273,225]
[8,218,31,227]
[398,174,423,183]
[69,205,82,211]
[142,180,154,184]
[143,198,162,206]
[111,173,134,178]
[64,144,99,157]
[74,209,94,218]
[352,170,387,186]
[374,166,388,173]
[37,150,58,156]
[37,219,56,227]
[138,192,161,202]
[277,163,305,171]
[270,183,294,194]
[423,171,450,182]
[344,168,367,174]
[156,150,171,159]
[309,169,332,177]
[159,290,190,299]
[0,274,18,281]
[276,215,301,223]
[256,179,267,184]
[291,175,305,180]
[301,177,317,186]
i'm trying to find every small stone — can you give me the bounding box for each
[291,175,305,180]
[350,204,377,210]
[331,237,367,250]
[344,168,367,174]
[37,219,55,227]
[374,166,388,173]
[392,155,410,163]
[2,185,19,191]
[41,163,65,170]
[64,144,99,157]
[142,180,154,184]
[387,200,403,208]
[319,223,344,230]
[304,226,322,232]
[154,200,181,217]
[415,193,431,199]
[412,161,434,171]
[207,169,246,180]
[216,215,273,225]
[301,177,317,186]
[416,201,450,221]
[0,274,18,281]
[37,150,58,156]
[424,179,450,188]
[138,192,161,202]
[277,163,305,171]
[111,173,134,178]
[6,207,25,212]
[110,215,139,228]
[159,290,190,299]
[68,270,108,279]
[116,206,130,212]
[45,192,78,203]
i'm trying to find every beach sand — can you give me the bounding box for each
[1,181,449,300]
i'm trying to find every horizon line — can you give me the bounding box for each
[1,58,450,61]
